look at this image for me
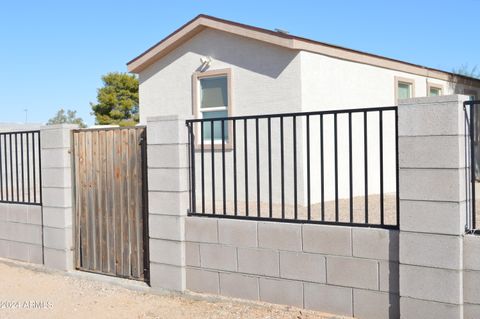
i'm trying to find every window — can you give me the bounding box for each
[192,69,232,147]
[464,89,478,101]
[395,77,415,103]
[427,83,443,97]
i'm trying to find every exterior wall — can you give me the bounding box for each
[464,235,480,319]
[0,203,43,264]
[184,216,399,318]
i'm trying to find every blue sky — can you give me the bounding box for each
[0,0,479,125]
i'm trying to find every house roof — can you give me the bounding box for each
[127,14,480,86]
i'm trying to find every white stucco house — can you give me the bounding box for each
[127,15,480,220]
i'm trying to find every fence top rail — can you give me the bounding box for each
[72,125,146,133]
[0,130,40,135]
[464,100,480,106]
[185,105,398,124]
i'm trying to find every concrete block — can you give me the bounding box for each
[8,241,30,261]
[43,207,72,228]
[0,221,8,240]
[146,116,188,145]
[399,264,462,304]
[44,248,73,271]
[379,261,399,293]
[148,168,189,192]
[185,267,218,294]
[41,148,71,168]
[258,278,303,308]
[219,272,259,300]
[464,270,480,304]
[303,224,352,256]
[400,200,465,235]
[0,205,7,221]
[400,232,462,270]
[398,97,464,137]
[40,126,74,149]
[218,219,257,248]
[11,223,42,245]
[464,235,480,271]
[465,303,480,319]
[237,247,279,277]
[42,187,72,208]
[149,239,185,266]
[279,251,325,283]
[353,289,399,319]
[149,215,185,241]
[199,243,236,271]
[400,297,462,319]
[150,263,185,291]
[27,205,42,225]
[399,136,464,169]
[185,217,218,243]
[0,239,8,257]
[304,283,353,316]
[352,228,398,261]
[147,144,188,168]
[399,168,465,202]
[148,191,189,216]
[327,256,378,290]
[258,222,302,251]
[44,226,72,250]
[28,245,43,264]
[186,242,200,267]
[7,205,28,223]
[41,168,71,188]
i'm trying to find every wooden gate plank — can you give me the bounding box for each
[98,130,108,274]
[113,129,123,276]
[105,129,116,274]
[121,129,130,277]
[128,128,139,278]
[73,132,81,269]
[85,131,96,271]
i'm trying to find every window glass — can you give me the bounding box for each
[200,77,228,108]
[202,110,228,141]
[398,82,411,99]
[429,87,441,96]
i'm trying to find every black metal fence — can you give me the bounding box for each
[0,130,42,205]
[186,106,399,229]
[465,100,480,232]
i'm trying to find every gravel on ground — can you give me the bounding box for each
[0,260,350,319]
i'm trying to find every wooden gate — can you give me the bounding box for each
[72,127,148,281]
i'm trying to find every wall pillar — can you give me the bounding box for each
[398,95,468,318]
[146,115,189,291]
[40,124,78,271]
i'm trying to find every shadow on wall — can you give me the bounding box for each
[139,28,299,84]
[389,231,400,317]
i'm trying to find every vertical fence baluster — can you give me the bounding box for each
[244,119,249,217]
[0,134,3,201]
[293,116,298,220]
[379,110,384,225]
[233,120,237,215]
[15,134,19,202]
[20,133,24,202]
[222,120,226,215]
[201,122,205,214]
[395,109,400,228]
[10,134,13,202]
[364,112,369,223]
[211,120,215,214]
[268,117,272,218]
[349,113,353,223]
[280,117,285,219]
[256,118,260,217]
[334,114,338,221]
[320,114,325,221]
[306,115,311,220]
[470,103,476,230]
[27,133,30,203]
[37,132,42,205]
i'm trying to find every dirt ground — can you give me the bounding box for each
[0,261,349,319]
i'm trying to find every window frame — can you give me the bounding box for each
[427,82,443,97]
[192,68,233,150]
[394,76,415,103]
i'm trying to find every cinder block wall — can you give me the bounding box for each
[184,217,399,318]
[0,203,43,263]
[464,235,480,319]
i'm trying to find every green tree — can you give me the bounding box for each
[90,72,139,126]
[47,109,87,128]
